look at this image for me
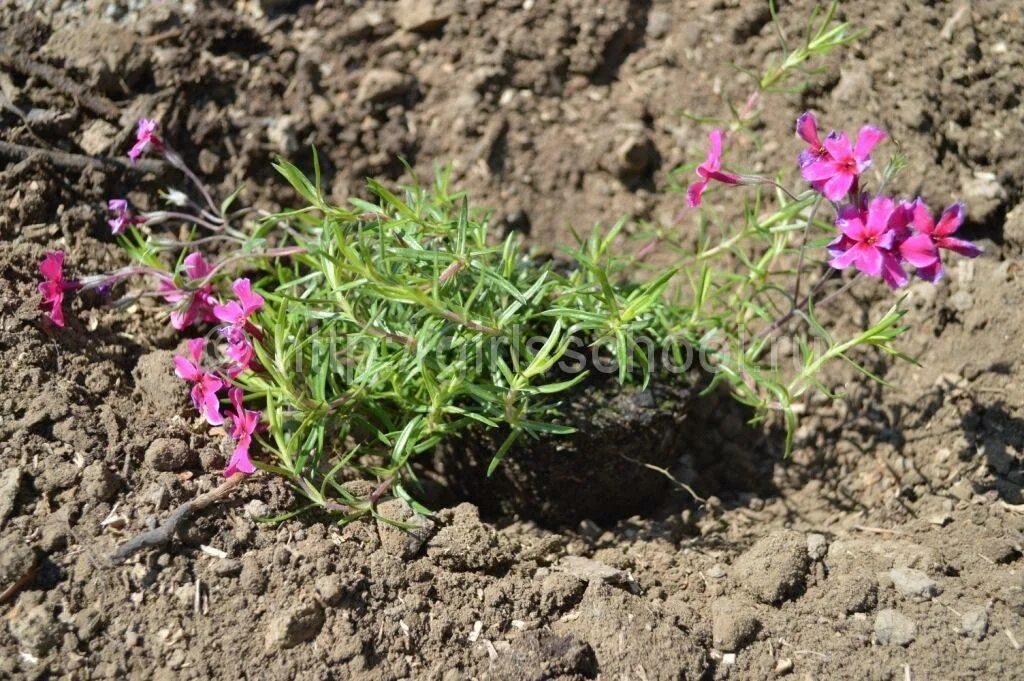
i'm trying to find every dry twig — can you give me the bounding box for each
[0,51,122,121]
[0,140,164,174]
[109,473,246,565]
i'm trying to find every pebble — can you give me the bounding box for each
[646,9,671,39]
[959,170,1007,224]
[244,499,270,520]
[960,607,989,640]
[357,69,413,104]
[264,603,326,650]
[394,0,451,33]
[874,609,916,646]
[806,533,828,561]
[889,567,942,601]
[0,467,23,523]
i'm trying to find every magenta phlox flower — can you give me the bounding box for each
[173,338,225,426]
[160,253,219,331]
[687,129,742,208]
[828,196,908,289]
[801,125,886,201]
[796,112,828,169]
[223,387,259,477]
[213,278,264,373]
[128,118,163,162]
[107,199,146,235]
[38,251,80,327]
[898,199,980,282]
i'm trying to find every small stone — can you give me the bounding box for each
[145,438,196,472]
[889,567,942,601]
[244,499,270,520]
[0,467,24,523]
[806,533,828,561]
[394,0,451,33]
[211,559,242,578]
[711,597,761,652]
[357,69,413,104]
[646,9,671,39]
[8,605,60,655]
[79,120,118,155]
[81,462,120,502]
[874,609,916,646]
[774,658,793,675]
[1004,202,1024,254]
[554,555,633,588]
[950,479,975,501]
[264,603,325,650]
[960,607,988,640]
[706,563,727,579]
[959,170,1007,224]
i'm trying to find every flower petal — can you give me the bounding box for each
[795,112,820,146]
[705,129,725,169]
[865,196,896,236]
[880,252,908,289]
[933,202,965,238]
[908,198,935,234]
[822,172,854,201]
[224,438,256,476]
[232,278,265,316]
[823,132,853,161]
[687,179,709,208]
[853,126,886,160]
[183,252,212,279]
[916,260,944,283]
[852,243,883,277]
[801,159,837,183]
[899,233,940,268]
[937,236,982,258]
[173,356,200,382]
[39,252,64,282]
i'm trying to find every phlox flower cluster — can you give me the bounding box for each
[687,111,980,288]
[38,119,264,478]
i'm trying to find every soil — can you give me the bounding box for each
[2,1,1024,679]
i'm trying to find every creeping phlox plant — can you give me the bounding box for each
[37,8,980,519]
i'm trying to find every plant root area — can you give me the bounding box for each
[3,1,1024,679]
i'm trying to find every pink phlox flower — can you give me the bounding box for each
[828,195,908,289]
[128,118,163,162]
[106,199,145,235]
[898,199,980,283]
[687,129,742,208]
[38,251,79,327]
[223,387,259,477]
[795,112,828,169]
[213,278,264,326]
[160,253,219,330]
[173,338,225,426]
[213,278,264,374]
[801,126,886,201]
